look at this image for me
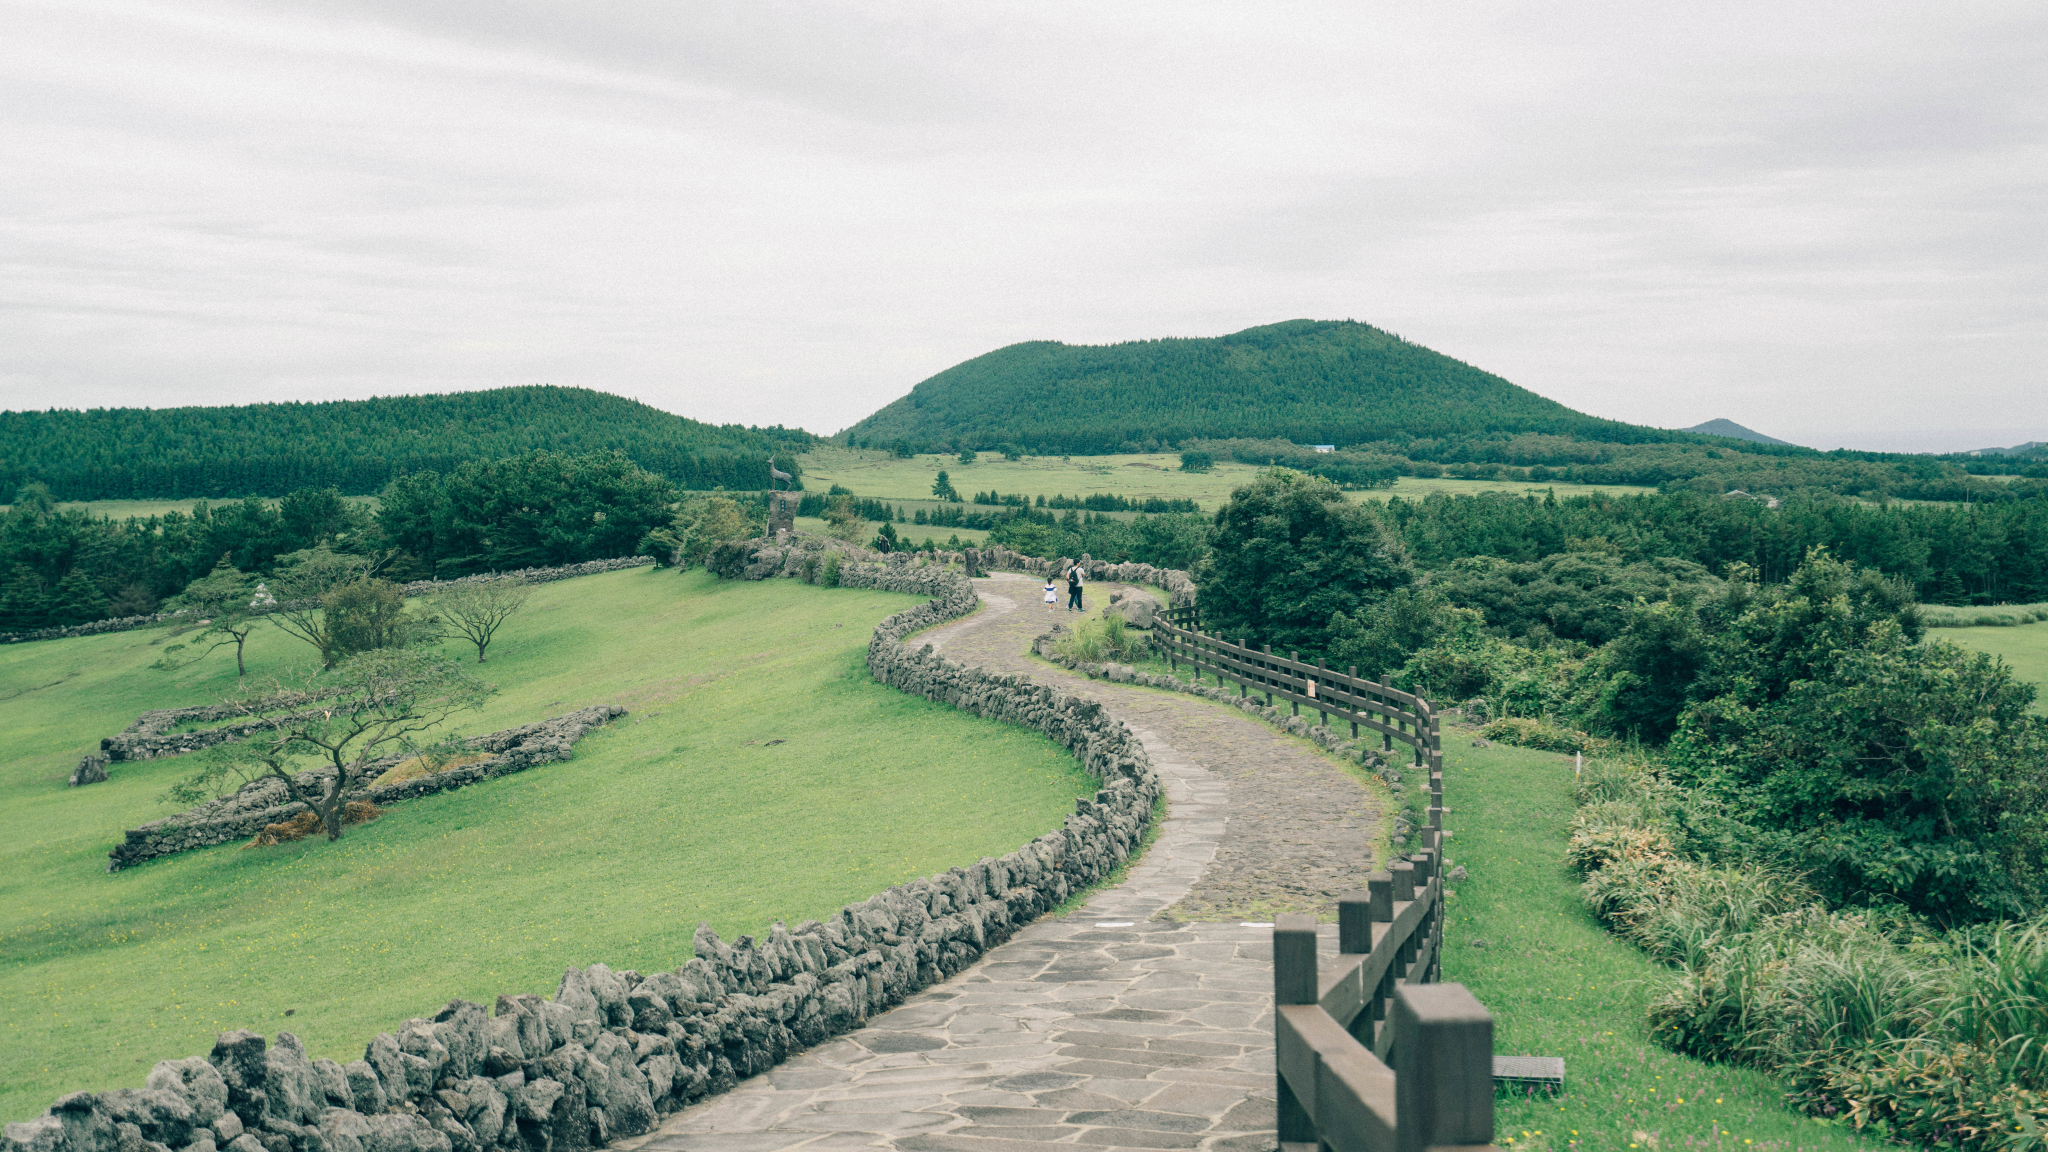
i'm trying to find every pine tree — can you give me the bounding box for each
[49,570,110,626]
[1,564,51,631]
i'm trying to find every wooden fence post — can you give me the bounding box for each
[1348,666,1360,739]
[1239,640,1249,697]
[1290,651,1300,716]
[1262,644,1275,706]
[1381,675,1395,751]
[1392,984,1494,1152]
[1367,872,1394,1035]
[1274,913,1319,1145]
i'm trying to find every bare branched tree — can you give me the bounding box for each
[171,650,494,840]
[436,578,532,663]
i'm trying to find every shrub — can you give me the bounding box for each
[1478,715,1603,754]
[1053,615,1147,664]
[820,551,843,588]
[706,540,753,579]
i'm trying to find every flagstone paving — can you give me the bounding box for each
[623,575,1382,1152]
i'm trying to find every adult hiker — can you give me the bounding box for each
[1067,563,1085,612]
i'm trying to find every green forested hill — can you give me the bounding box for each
[843,319,1673,453]
[0,386,816,499]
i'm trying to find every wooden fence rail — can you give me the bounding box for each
[1273,857,1501,1152]
[1157,606,1442,772]
[1160,599,1503,1150]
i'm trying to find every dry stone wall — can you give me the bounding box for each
[106,706,628,872]
[8,549,1160,1152]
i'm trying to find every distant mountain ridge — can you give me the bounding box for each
[0,386,816,501]
[1681,419,1795,446]
[843,319,1682,454]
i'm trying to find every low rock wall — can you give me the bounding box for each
[3,558,657,647]
[106,707,628,872]
[10,554,1160,1152]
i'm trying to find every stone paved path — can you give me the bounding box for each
[625,576,1381,1152]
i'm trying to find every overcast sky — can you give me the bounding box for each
[2,1,2042,453]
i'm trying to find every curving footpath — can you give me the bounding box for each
[623,575,1386,1152]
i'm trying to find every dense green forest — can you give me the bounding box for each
[1379,489,2048,605]
[844,319,1662,453]
[0,386,814,500]
[1191,436,2047,503]
[0,451,681,632]
[840,319,2042,502]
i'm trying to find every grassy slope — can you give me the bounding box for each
[1443,733,1876,1152]
[1927,622,2048,714]
[798,447,1652,513]
[0,569,1094,1118]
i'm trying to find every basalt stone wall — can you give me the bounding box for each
[10,554,1161,1152]
[107,706,628,872]
[2,558,657,647]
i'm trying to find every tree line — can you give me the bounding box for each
[0,450,683,633]
[0,385,813,500]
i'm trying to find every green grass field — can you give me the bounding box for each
[0,568,1094,1118]
[797,447,1653,511]
[1443,734,1876,1152]
[0,496,381,520]
[791,516,993,548]
[1928,621,2048,714]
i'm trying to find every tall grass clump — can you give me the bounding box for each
[1920,602,2048,628]
[1567,756,2048,1149]
[1052,614,1148,664]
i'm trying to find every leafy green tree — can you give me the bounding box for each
[891,439,913,459]
[156,558,262,678]
[823,495,866,543]
[266,548,380,667]
[1665,552,2041,923]
[435,579,531,663]
[931,471,960,501]
[279,486,351,550]
[1326,586,1476,680]
[441,450,676,572]
[1180,450,1215,473]
[48,569,110,626]
[957,448,977,465]
[1,564,50,631]
[872,522,899,553]
[1196,470,1414,652]
[644,494,754,568]
[376,471,454,575]
[1430,552,1721,646]
[168,651,494,841]
[999,444,1024,461]
[324,578,438,660]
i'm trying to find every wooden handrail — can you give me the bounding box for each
[1274,887,1497,1152]
[1154,616,1442,768]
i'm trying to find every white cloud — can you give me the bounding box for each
[0,0,2040,451]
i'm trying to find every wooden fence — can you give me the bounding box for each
[1150,608,1501,1148]
[1157,607,1443,772]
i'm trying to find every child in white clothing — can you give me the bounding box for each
[1043,580,1058,611]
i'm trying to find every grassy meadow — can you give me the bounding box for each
[1927,621,2048,714]
[0,496,382,520]
[796,447,1654,511]
[1442,734,1877,1152]
[0,568,1095,1118]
